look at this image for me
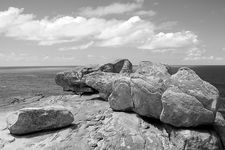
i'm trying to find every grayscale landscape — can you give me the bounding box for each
[0,0,225,150]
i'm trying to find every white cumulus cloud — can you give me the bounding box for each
[139,31,198,50]
[0,7,199,51]
[78,0,143,17]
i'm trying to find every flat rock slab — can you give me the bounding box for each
[7,105,74,135]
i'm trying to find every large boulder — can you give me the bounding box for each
[166,67,220,114]
[85,72,123,100]
[160,86,214,127]
[55,66,98,95]
[109,68,219,127]
[7,105,74,135]
[135,61,171,79]
[109,74,165,118]
[99,59,132,73]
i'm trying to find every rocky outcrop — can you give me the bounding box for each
[165,67,220,114]
[99,59,132,73]
[160,86,214,127]
[55,68,97,95]
[7,105,74,135]
[135,61,171,79]
[55,60,220,128]
[109,75,165,118]
[85,72,123,100]
[55,59,132,95]
[0,95,222,149]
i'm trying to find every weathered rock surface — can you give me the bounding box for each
[55,60,220,127]
[0,95,222,150]
[7,105,74,135]
[55,59,132,95]
[99,59,132,73]
[85,72,123,100]
[214,112,225,148]
[166,67,220,113]
[160,86,214,127]
[55,68,97,95]
[109,75,165,118]
[135,61,171,79]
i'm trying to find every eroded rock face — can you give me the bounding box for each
[55,67,98,95]
[55,60,220,128]
[85,72,123,100]
[99,59,132,73]
[109,67,219,127]
[55,59,132,95]
[7,105,74,135]
[214,112,225,148]
[109,75,165,118]
[160,87,214,127]
[166,67,220,114]
[1,95,223,150]
[135,61,171,79]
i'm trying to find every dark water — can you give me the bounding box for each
[0,65,224,105]
[0,66,75,105]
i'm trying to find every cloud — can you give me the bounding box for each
[139,31,198,50]
[0,7,199,50]
[222,47,225,51]
[184,47,223,61]
[78,0,143,17]
[133,10,156,17]
[59,41,94,51]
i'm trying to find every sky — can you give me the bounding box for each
[0,0,225,66]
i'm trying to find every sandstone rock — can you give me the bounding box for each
[55,69,97,95]
[169,128,222,150]
[7,105,74,135]
[160,86,214,127]
[109,75,165,118]
[99,59,132,73]
[214,112,225,149]
[0,95,223,150]
[85,72,122,100]
[135,61,171,79]
[166,67,220,113]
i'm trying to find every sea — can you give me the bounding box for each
[0,65,224,106]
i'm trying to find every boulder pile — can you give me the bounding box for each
[56,59,220,127]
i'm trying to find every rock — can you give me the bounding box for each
[166,67,220,114]
[109,75,165,118]
[55,68,97,95]
[0,95,223,150]
[160,87,215,127]
[214,112,225,149]
[169,128,222,150]
[85,72,122,100]
[135,61,171,79]
[7,105,74,135]
[99,59,132,73]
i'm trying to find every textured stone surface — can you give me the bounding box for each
[7,105,74,135]
[135,61,171,79]
[55,67,97,95]
[160,87,214,127]
[99,59,132,73]
[0,95,222,150]
[166,67,220,113]
[214,112,225,149]
[109,75,165,118]
[85,72,123,100]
